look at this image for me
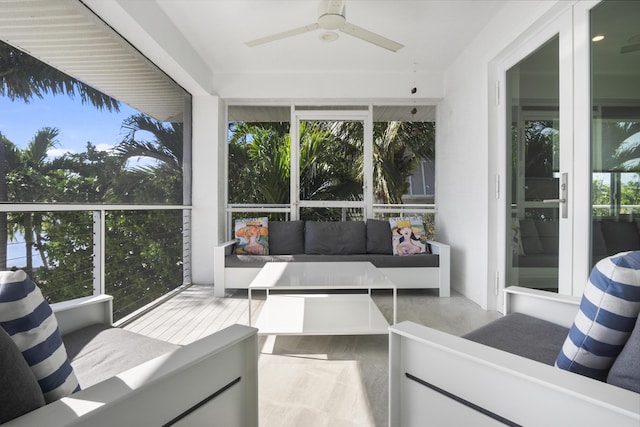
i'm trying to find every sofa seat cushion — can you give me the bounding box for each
[463,312,569,365]
[225,253,439,269]
[62,324,179,388]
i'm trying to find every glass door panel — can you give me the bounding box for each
[507,36,561,291]
[590,0,640,267]
[297,118,364,220]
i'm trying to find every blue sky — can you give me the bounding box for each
[0,92,138,156]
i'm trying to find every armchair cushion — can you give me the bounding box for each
[463,312,568,365]
[556,251,640,381]
[0,270,80,402]
[63,323,179,388]
[0,326,45,424]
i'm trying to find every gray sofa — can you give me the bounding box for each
[214,219,450,297]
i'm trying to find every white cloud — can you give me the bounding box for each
[47,148,76,158]
[95,143,115,152]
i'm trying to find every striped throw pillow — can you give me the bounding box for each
[0,270,80,403]
[556,251,640,381]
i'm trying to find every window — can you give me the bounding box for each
[590,0,640,267]
[226,104,436,237]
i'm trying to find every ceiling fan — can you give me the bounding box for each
[245,0,404,52]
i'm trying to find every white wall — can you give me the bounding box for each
[437,1,562,309]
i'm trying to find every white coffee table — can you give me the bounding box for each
[248,262,397,335]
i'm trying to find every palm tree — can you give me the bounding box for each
[6,128,60,273]
[1,40,121,269]
[612,122,640,171]
[372,121,435,204]
[114,114,184,203]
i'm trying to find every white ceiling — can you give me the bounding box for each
[152,0,506,76]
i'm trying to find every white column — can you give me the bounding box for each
[191,95,224,286]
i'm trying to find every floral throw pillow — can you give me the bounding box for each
[389,216,430,256]
[234,217,269,255]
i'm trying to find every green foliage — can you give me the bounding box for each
[227,119,436,220]
[1,128,185,315]
[105,210,183,321]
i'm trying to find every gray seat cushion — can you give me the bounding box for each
[463,312,568,365]
[225,253,439,268]
[63,324,179,388]
[304,221,366,255]
[0,326,45,423]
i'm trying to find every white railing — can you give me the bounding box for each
[0,204,191,321]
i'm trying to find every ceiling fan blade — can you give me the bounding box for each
[340,23,404,52]
[246,23,320,47]
[620,43,640,54]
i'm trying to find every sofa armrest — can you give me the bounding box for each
[213,239,238,297]
[4,324,259,427]
[389,321,639,427]
[52,294,114,335]
[427,240,450,297]
[504,286,580,328]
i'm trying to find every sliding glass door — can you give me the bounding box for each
[501,0,639,303]
[504,5,574,295]
[506,37,562,291]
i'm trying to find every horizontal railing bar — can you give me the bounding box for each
[0,204,191,213]
[226,207,291,213]
[373,203,435,208]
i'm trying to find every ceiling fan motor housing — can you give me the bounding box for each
[318,0,347,30]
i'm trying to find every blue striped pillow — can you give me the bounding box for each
[0,270,80,403]
[556,251,640,381]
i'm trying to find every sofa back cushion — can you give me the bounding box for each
[535,220,559,255]
[519,219,544,255]
[607,314,640,393]
[601,221,640,255]
[261,221,305,255]
[366,219,393,255]
[556,251,640,381]
[304,221,366,255]
[0,326,45,423]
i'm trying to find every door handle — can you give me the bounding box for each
[542,173,568,218]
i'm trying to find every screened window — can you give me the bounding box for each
[226,104,436,237]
